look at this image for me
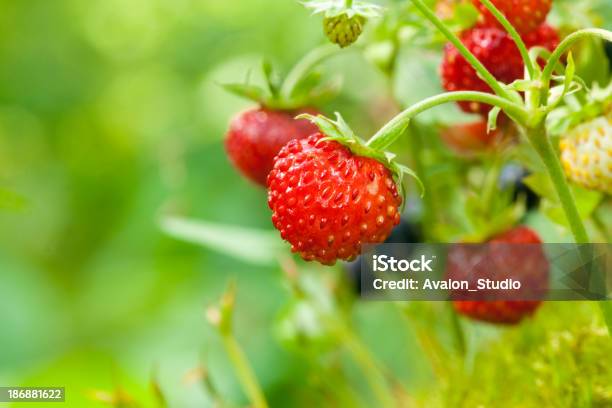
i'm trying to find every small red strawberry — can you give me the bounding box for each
[524,23,560,51]
[223,54,340,186]
[447,226,549,325]
[440,120,502,155]
[472,0,553,35]
[441,27,525,115]
[524,23,561,66]
[441,26,558,115]
[225,108,319,186]
[268,121,404,265]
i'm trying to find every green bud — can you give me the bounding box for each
[323,14,366,48]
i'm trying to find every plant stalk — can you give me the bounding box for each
[221,333,269,408]
[477,0,535,79]
[541,29,612,100]
[367,91,527,150]
[408,0,511,100]
[525,125,589,243]
[334,322,396,407]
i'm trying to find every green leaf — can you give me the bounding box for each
[523,172,557,201]
[575,37,610,86]
[541,185,602,228]
[525,173,603,229]
[221,83,268,103]
[160,216,285,266]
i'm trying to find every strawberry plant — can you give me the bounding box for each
[157,0,612,406]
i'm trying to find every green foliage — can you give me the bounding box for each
[0,0,611,407]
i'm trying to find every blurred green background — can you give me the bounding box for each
[0,0,610,407]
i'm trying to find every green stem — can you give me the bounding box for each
[408,0,511,100]
[477,0,535,79]
[541,29,612,100]
[334,323,396,407]
[481,154,503,219]
[367,91,527,150]
[447,304,466,358]
[221,334,269,408]
[600,302,612,336]
[280,44,338,100]
[409,123,436,237]
[525,126,589,243]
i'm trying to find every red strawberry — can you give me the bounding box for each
[447,226,549,325]
[267,134,402,265]
[225,107,319,186]
[524,23,560,66]
[440,26,558,115]
[441,28,525,115]
[472,0,553,35]
[440,120,502,155]
[524,23,560,50]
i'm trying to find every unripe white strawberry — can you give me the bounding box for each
[303,0,381,48]
[560,116,612,195]
[323,14,365,48]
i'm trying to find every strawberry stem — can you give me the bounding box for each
[541,29,612,101]
[207,283,269,408]
[367,91,527,150]
[477,0,536,79]
[408,0,512,101]
[525,125,589,244]
[331,320,396,407]
[280,44,338,101]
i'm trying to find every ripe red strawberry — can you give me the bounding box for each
[447,226,549,325]
[524,23,561,66]
[440,26,558,115]
[225,107,319,186]
[472,0,553,35]
[441,28,525,114]
[524,23,560,51]
[440,120,502,155]
[267,134,402,265]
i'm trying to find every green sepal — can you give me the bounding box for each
[506,79,534,93]
[262,59,281,98]
[487,106,501,133]
[547,52,578,110]
[221,82,269,103]
[222,54,340,110]
[302,0,382,18]
[297,112,423,202]
[546,77,612,136]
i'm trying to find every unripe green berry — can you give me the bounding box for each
[323,14,366,48]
